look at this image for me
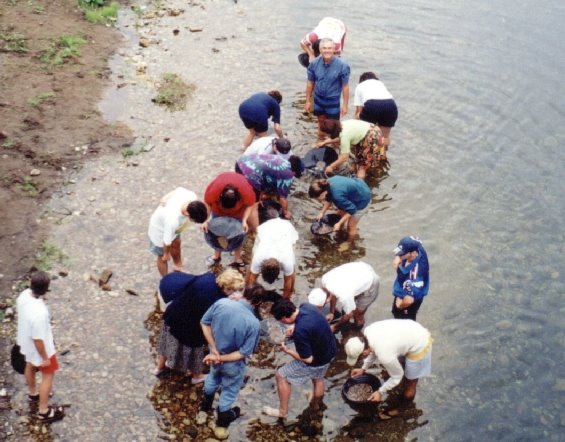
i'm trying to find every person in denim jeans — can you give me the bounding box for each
[200,284,263,427]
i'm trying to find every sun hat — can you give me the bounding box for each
[345,337,365,366]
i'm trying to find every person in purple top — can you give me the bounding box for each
[236,153,304,225]
[239,91,284,149]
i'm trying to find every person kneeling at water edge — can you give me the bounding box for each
[345,319,433,414]
[200,284,264,428]
[263,298,337,418]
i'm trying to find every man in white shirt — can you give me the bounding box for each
[345,319,433,412]
[242,136,294,161]
[148,187,208,276]
[16,271,65,423]
[246,218,298,299]
[320,261,380,329]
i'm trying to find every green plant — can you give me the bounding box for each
[27,91,56,106]
[121,147,134,158]
[36,241,67,272]
[1,138,16,149]
[153,73,195,111]
[78,0,118,24]
[18,176,38,196]
[40,35,87,66]
[0,29,28,53]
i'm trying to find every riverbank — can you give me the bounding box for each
[0,0,131,438]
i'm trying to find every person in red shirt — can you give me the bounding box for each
[204,172,257,268]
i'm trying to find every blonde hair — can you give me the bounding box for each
[216,268,245,293]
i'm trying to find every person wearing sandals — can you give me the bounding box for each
[154,269,245,383]
[16,271,64,423]
[200,284,264,428]
[246,218,299,299]
[354,71,398,154]
[315,118,386,178]
[308,176,372,241]
[203,172,256,268]
[345,319,433,416]
[263,298,337,418]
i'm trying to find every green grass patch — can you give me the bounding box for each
[78,0,119,24]
[40,35,87,66]
[18,176,38,196]
[2,138,16,149]
[0,28,28,53]
[27,91,56,106]
[153,73,195,112]
[36,241,67,272]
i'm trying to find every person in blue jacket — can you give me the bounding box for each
[308,175,371,240]
[239,91,284,149]
[392,236,430,320]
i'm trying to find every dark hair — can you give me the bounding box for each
[274,137,291,154]
[260,258,280,284]
[308,179,330,199]
[271,298,297,320]
[268,90,282,104]
[359,71,379,83]
[312,40,320,56]
[320,119,342,139]
[30,271,50,296]
[243,283,265,306]
[187,201,208,223]
[220,185,240,209]
[289,155,303,178]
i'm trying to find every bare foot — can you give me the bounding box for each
[262,406,287,418]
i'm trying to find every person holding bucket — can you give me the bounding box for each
[345,319,433,414]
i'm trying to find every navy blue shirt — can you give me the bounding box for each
[392,244,430,302]
[163,272,225,347]
[238,93,281,124]
[293,303,337,366]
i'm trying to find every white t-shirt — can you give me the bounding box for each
[361,319,431,394]
[302,17,346,53]
[353,79,394,106]
[16,289,56,366]
[243,136,292,160]
[148,187,197,247]
[321,261,378,313]
[250,218,298,276]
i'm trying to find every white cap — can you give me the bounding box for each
[308,288,327,307]
[345,337,365,366]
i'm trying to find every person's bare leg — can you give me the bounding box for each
[170,238,182,272]
[25,362,37,396]
[38,371,54,414]
[246,205,259,233]
[243,129,256,149]
[317,114,327,140]
[310,378,325,410]
[403,378,418,401]
[379,126,392,149]
[353,308,366,327]
[157,255,168,276]
[347,216,360,241]
[233,247,243,263]
[356,166,367,179]
[264,371,291,417]
[156,355,167,371]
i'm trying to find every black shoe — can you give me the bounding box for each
[200,394,214,412]
[216,406,241,427]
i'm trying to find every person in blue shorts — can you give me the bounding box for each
[263,298,337,418]
[239,91,284,149]
[305,38,350,138]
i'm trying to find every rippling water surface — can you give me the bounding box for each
[41,0,565,440]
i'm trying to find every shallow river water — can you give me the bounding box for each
[9,0,564,440]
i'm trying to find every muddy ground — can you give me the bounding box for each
[0,0,131,428]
